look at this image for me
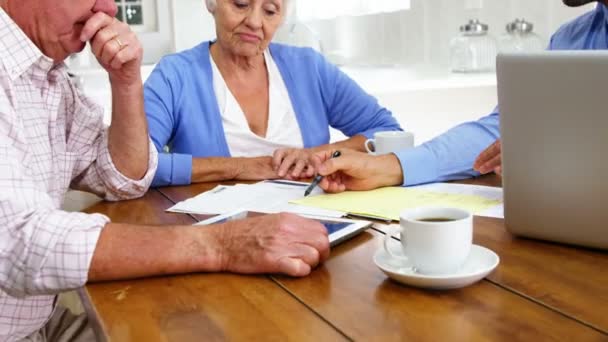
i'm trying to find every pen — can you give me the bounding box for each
[304,150,341,197]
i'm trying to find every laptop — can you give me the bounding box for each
[497,51,608,250]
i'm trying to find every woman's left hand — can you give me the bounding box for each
[273,148,317,180]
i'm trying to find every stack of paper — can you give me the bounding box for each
[167,180,344,218]
[291,183,504,221]
[168,180,504,221]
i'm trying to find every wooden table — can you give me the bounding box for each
[82,175,608,341]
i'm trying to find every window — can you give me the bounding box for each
[116,0,142,26]
[115,0,158,33]
[114,0,173,64]
[295,0,410,21]
[288,0,411,66]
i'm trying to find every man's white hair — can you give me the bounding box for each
[205,0,294,20]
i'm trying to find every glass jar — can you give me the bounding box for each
[498,19,544,53]
[450,19,497,73]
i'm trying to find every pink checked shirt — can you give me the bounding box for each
[0,9,158,341]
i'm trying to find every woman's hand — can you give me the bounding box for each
[272,148,317,180]
[235,157,281,180]
[192,156,279,183]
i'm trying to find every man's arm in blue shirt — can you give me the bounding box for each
[394,110,499,186]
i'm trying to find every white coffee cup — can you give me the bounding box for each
[383,207,473,275]
[365,131,414,155]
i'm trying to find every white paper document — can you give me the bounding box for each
[167,180,345,218]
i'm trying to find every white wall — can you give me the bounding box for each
[424,0,594,66]
[304,0,595,67]
[171,0,216,51]
[169,0,595,62]
[81,0,599,139]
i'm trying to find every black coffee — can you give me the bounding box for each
[417,218,456,222]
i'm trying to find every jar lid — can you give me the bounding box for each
[506,19,534,34]
[460,19,489,36]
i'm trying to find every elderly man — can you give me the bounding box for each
[311,0,608,192]
[0,0,329,341]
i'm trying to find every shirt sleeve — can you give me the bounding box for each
[394,111,500,186]
[317,54,403,139]
[67,88,158,200]
[0,135,107,297]
[144,61,193,187]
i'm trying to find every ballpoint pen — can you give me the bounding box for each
[304,150,341,197]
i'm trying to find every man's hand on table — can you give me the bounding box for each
[215,213,330,277]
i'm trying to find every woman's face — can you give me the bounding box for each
[213,0,284,57]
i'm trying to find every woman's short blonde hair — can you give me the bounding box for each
[205,0,294,20]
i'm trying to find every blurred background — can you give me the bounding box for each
[63,0,593,213]
[69,0,593,145]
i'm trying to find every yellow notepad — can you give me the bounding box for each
[291,187,501,221]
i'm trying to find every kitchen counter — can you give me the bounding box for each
[341,64,496,93]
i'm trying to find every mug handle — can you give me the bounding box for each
[383,226,408,261]
[364,139,377,155]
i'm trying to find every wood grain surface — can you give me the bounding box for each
[83,176,607,341]
[274,230,606,341]
[83,189,347,341]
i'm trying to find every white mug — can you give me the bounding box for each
[365,131,414,155]
[383,207,473,275]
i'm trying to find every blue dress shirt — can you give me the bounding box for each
[395,3,608,186]
[145,41,402,187]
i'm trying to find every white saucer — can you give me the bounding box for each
[374,242,500,290]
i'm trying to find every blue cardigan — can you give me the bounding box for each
[144,41,402,186]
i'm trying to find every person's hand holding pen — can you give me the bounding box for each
[308,149,405,194]
[305,151,342,196]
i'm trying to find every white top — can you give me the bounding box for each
[210,50,304,157]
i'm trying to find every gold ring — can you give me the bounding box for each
[114,37,125,50]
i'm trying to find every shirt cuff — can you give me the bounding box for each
[96,134,159,200]
[152,153,193,187]
[393,146,439,186]
[17,211,109,296]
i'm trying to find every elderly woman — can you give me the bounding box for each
[145,0,402,186]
